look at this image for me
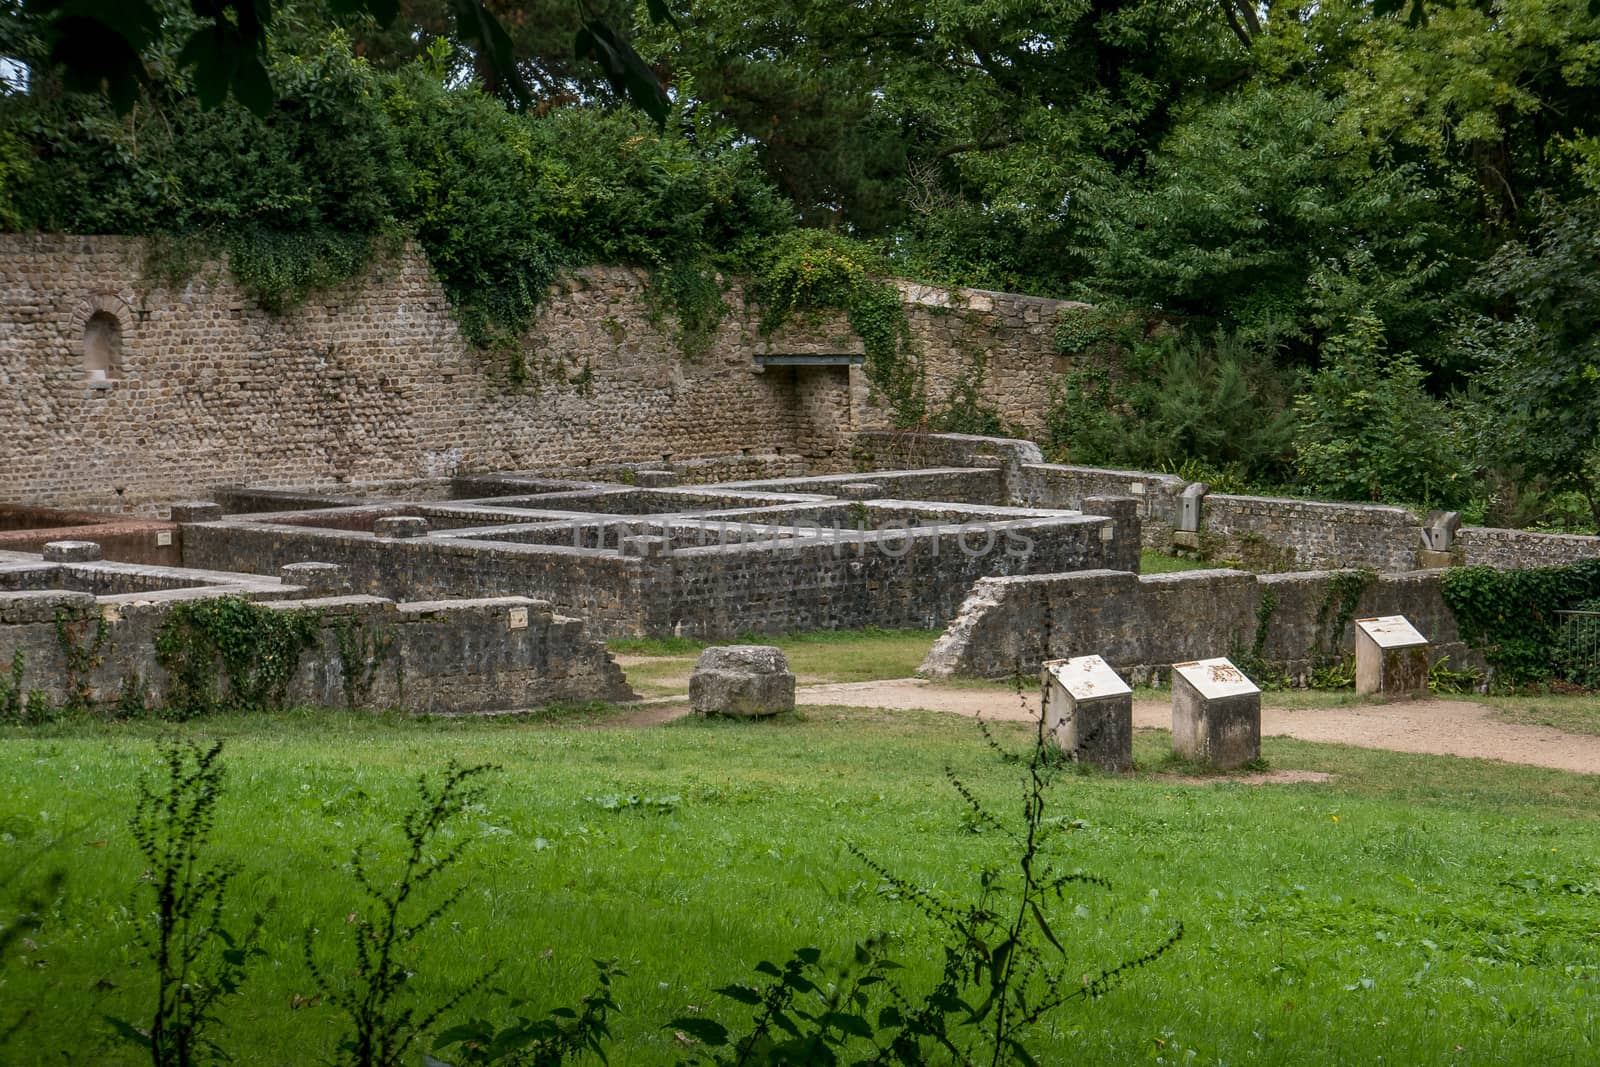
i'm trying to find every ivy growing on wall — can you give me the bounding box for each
[153,598,321,719]
[1442,560,1600,688]
[752,230,923,426]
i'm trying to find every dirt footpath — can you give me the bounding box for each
[619,677,1600,776]
[788,680,1600,776]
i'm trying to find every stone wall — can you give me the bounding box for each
[860,434,1600,572]
[1199,495,1423,571]
[921,567,1477,683]
[0,504,181,565]
[887,284,1083,439]
[180,506,1123,639]
[1,237,1072,510]
[1456,527,1600,570]
[0,560,632,713]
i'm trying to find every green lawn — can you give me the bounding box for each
[1479,692,1600,736]
[1140,549,1217,574]
[611,627,940,695]
[4,710,1600,1065]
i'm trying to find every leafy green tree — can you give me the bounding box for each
[1461,194,1600,528]
[1047,330,1297,486]
[1084,83,1460,364]
[1293,312,1474,508]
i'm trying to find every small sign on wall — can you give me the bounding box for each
[156,531,173,547]
[507,607,529,631]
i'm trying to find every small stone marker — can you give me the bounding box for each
[43,540,103,563]
[374,516,428,539]
[1042,655,1133,771]
[689,645,795,718]
[1171,657,1261,770]
[1354,615,1430,697]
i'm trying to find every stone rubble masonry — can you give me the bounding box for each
[1,236,1071,510]
[0,504,182,566]
[1455,527,1600,569]
[867,433,1600,572]
[920,566,1481,684]
[0,550,634,713]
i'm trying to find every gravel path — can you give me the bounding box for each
[619,676,1600,775]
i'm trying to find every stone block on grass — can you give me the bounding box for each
[1171,657,1261,770]
[690,645,795,718]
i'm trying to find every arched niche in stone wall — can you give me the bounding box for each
[65,292,138,386]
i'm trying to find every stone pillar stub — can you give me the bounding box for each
[44,540,103,562]
[1042,655,1133,772]
[1082,495,1141,572]
[169,501,224,522]
[1420,511,1462,552]
[690,645,795,717]
[1354,615,1430,697]
[1171,657,1261,769]
[1178,482,1209,533]
[374,516,429,539]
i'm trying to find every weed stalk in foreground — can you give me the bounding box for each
[112,739,264,1067]
[307,760,501,1067]
[673,697,1183,1065]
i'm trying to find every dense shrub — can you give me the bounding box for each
[1046,330,1296,486]
[1293,313,1474,509]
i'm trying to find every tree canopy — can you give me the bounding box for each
[4,0,1599,528]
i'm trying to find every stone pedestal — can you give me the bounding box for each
[1171,657,1261,769]
[1355,615,1430,697]
[43,540,102,562]
[1042,655,1133,771]
[690,645,795,718]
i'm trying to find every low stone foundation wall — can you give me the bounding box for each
[862,434,1600,572]
[0,504,181,566]
[1457,527,1600,570]
[1200,495,1421,571]
[0,561,632,713]
[921,567,1478,683]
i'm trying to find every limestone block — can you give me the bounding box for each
[1042,655,1132,771]
[43,540,102,562]
[374,516,428,539]
[1421,511,1462,552]
[1178,483,1209,533]
[1171,657,1260,769]
[1354,615,1430,697]
[690,645,795,718]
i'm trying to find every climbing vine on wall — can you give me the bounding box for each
[154,598,321,719]
[1442,560,1600,687]
[1312,570,1374,663]
[752,231,924,426]
[54,609,109,715]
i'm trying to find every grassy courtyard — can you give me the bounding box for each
[4,700,1600,1065]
